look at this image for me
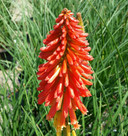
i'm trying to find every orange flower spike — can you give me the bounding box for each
[37,8,94,134]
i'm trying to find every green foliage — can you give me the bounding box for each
[0,0,128,135]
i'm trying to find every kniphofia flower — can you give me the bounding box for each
[37,8,94,134]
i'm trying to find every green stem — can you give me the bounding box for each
[62,117,69,136]
[63,127,67,136]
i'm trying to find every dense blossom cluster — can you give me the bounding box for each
[37,8,93,132]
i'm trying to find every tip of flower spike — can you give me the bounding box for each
[76,12,85,32]
[76,12,81,17]
[62,8,71,14]
[62,8,68,13]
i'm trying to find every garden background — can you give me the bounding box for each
[0,0,128,136]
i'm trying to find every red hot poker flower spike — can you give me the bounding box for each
[37,8,94,130]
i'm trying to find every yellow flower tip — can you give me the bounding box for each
[57,131,62,136]
[76,12,84,32]
[66,125,71,136]
[54,111,62,129]
[72,130,77,136]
